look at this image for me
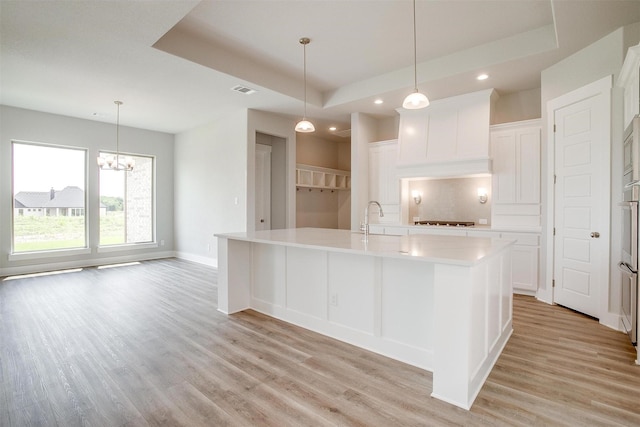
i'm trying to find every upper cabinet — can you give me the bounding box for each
[618,42,640,130]
[396,89,497,177]
[490,119,541,229]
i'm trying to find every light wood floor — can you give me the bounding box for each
[1,258,639,426]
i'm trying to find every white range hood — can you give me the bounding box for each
[396,89,497,178]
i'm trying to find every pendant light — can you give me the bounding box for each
[97,101,135,171]
[295,37,315,133]
[402,0,429,109]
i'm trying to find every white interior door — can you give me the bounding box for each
[553,85,609,319]
[255,143,272,231]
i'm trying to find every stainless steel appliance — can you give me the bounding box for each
[619,200,637,345]
[619,116,640,346]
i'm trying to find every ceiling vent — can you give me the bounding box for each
[231,85,257,95]
[335,129,351,138]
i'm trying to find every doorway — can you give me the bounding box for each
[255,143,271,231]
[255,132,287,231]
[549,76,611,319]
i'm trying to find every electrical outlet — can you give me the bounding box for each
[479,218,488,225]
[412,216,420,222]
[160,239,165,246]
[330,293,338,307]
[207,244,211,252]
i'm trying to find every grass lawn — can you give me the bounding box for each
[13,213,125,252]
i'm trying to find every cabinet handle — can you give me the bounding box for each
[590,232,600,238]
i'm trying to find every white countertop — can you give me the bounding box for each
[215,227,514,266]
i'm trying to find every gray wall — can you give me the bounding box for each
[493,88,541,124]
[296,133,351,229]
[0,105,175,276]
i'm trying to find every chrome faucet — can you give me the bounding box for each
[361,201,384,237]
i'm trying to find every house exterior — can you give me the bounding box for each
[13,186,106,217]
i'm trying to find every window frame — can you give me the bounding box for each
[97,150,156,249]
[10,140,89,258]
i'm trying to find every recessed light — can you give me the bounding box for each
[477,74,489,81]
[374,99,383,105]
[329,126,337,131]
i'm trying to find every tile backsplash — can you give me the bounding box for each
[408,176,491,225]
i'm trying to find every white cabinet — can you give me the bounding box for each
[501,232,539,295]
[396,89,496,177]
[296,164,350,190]
[490,119,541,229]
[410,227,539,294]
[618,42,640,130]
[465,229,501,239]
[369,140,400,223]
[408,227,466,237]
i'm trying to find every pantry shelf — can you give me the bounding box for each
[296,164,351,190]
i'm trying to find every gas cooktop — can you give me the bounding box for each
[414,220,475,227]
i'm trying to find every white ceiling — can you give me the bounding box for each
[1,0,639,140]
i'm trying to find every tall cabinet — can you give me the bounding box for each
[368,140,400,223]
[491,119,541,228]
[490,119,542,294]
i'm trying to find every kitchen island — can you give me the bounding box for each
[215,228,513,410]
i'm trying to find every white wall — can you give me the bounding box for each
[539,23,640,324]
[174,109,297,266]
[0,106,174,276]
[338,141,351,228]
[173,109,248,267]
[351,113,380,230]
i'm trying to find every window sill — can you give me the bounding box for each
[8,247,92,262]
[97,242,158,253]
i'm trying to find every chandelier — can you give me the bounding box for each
[97,101,135,171]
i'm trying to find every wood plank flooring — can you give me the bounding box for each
[1,258,639,426]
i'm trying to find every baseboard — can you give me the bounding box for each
[0,250,176,278]
[600,312,622,332]
[175,251,218,268]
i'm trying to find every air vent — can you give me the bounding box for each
[231,85,257,95]
[335,129,351,138]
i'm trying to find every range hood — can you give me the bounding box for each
[395,158,492,179]
[396,89,496,178]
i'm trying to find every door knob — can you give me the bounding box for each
[590,232,600,238]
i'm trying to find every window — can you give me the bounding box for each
[12,142,87,253]
[99,153,154,246]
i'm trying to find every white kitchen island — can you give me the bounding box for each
[215,228,513,410]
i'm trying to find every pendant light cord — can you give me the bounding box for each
[303,41,308,119]
[412,0,418,91]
